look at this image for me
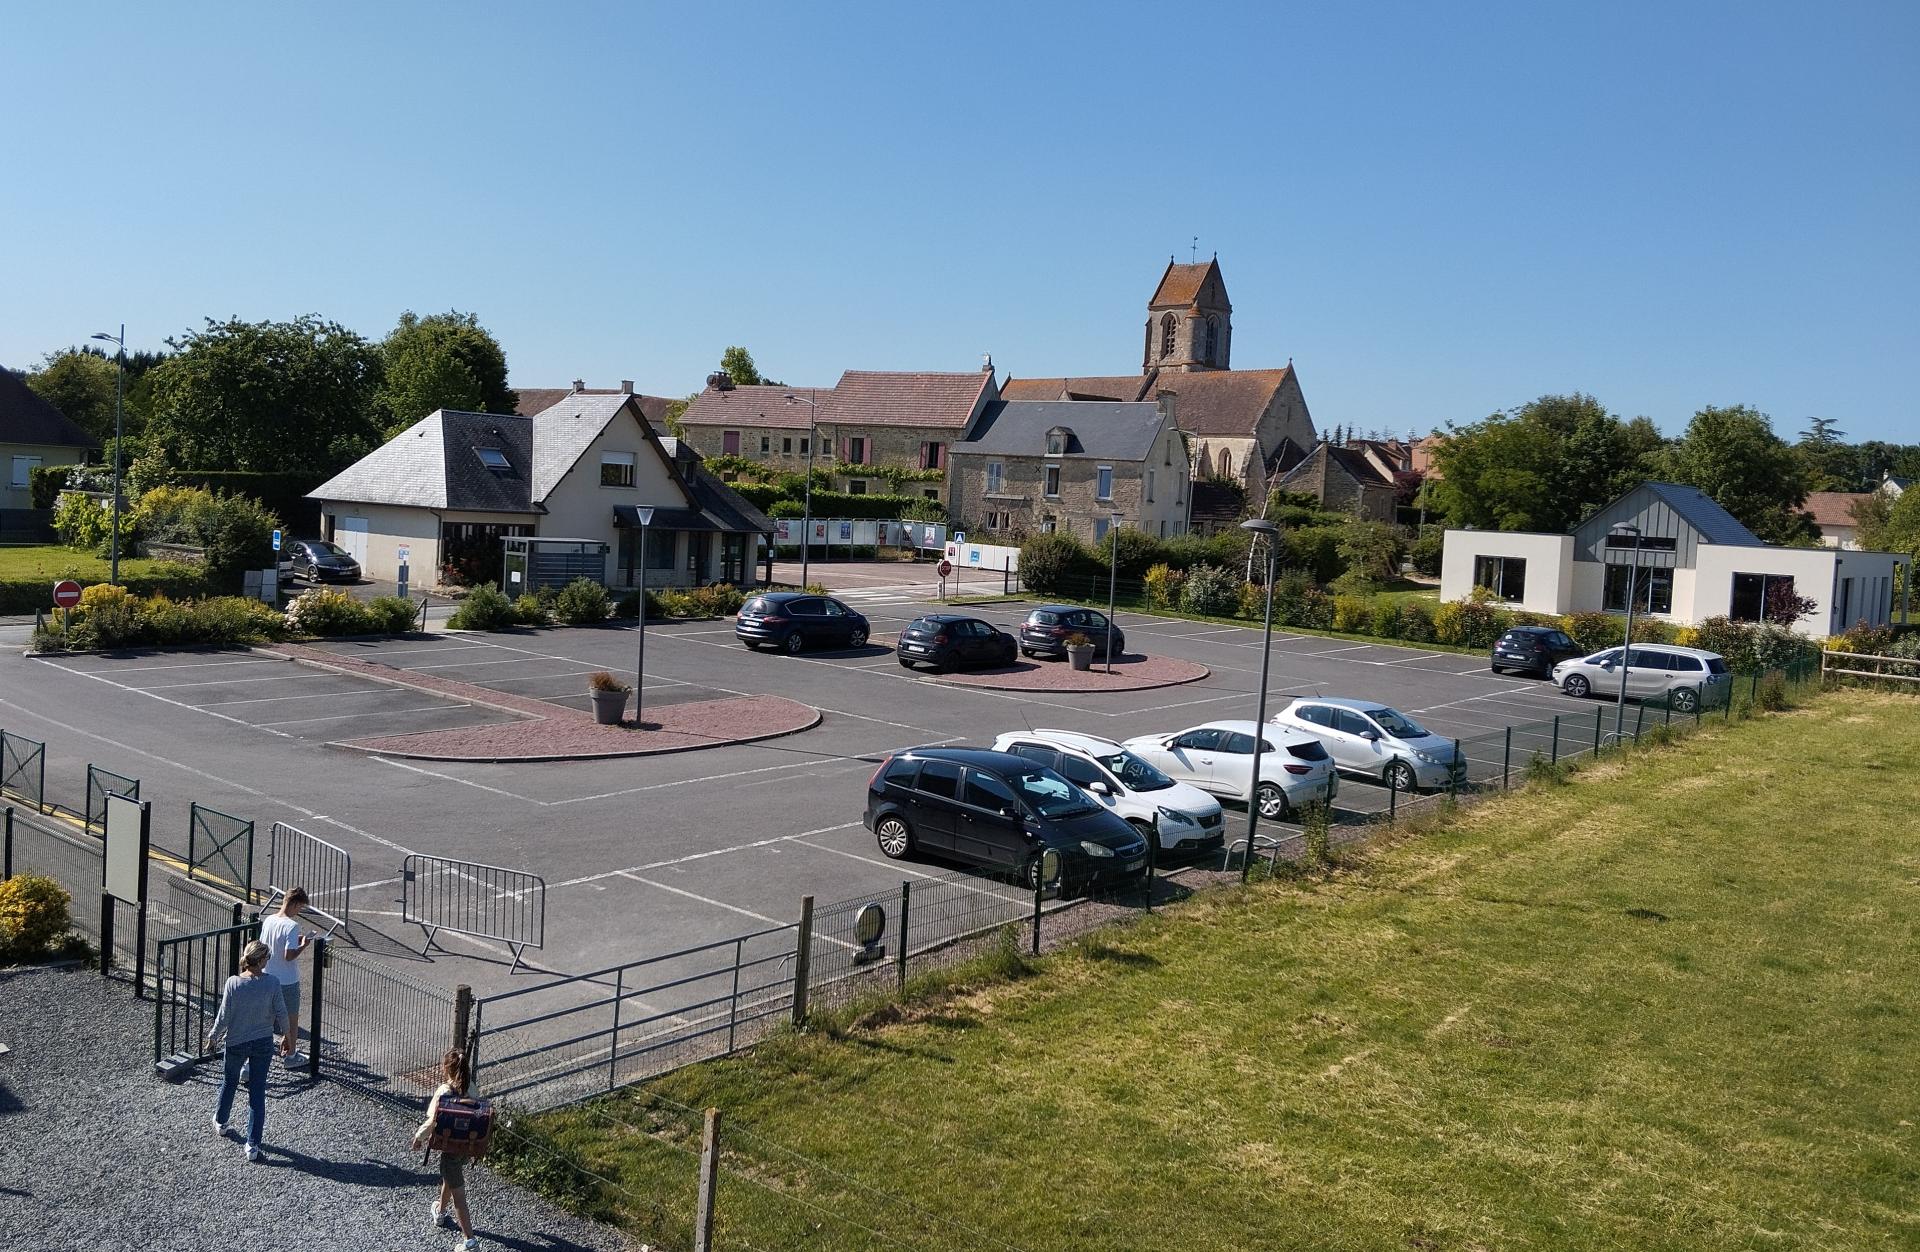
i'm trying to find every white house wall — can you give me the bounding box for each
[1439,531,1573,614]
[318,504,443,582]
[1691,544,1904,636]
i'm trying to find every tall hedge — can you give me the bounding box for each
[156,470,324,533]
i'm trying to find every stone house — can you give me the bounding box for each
[1802,491,1871,550]
[1,366,93,511]
[512,379,678,425]
[1270,440,1398,522]
[310,391,771,588]
[998,258,1318,499]
[948,395,1192,542]
[676,367,999,504]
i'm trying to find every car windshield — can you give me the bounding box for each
[1095,749,1174,792]
[1366,707,1430,739]
[1010,768,1098,819]
[316,542,351,558]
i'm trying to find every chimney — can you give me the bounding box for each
[571,378,585,392]
[981,352,994,374]
[621,380,634,394]
[1155,388,1177,423]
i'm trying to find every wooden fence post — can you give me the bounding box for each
[693,1107,721,1252]
[791,897,814,1027]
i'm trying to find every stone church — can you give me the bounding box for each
[1000,257,1318,499]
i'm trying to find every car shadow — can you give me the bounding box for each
[807,642,896,659]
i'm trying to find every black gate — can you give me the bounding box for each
[152,918,258,1073]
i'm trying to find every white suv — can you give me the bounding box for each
[1120,720,1338,822]
[990,729,1226,852]
[1270,698,1464,793]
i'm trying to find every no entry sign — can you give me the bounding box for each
[936,559,953,578]
[52,579,82,609]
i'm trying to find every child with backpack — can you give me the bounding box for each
[413,1048,489,1250]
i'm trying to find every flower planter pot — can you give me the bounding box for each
[590,688,631,725]
[1067,645,1095,671]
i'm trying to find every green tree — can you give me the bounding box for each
[144,316,383,475]
[720,346,763,388]
[375,310,515,435]
[1329,520,1404,594]
[1429,393,1663,532]
[1793,417,1870,491]
[26,350,120,442]
[1656,405,1814,544]
[1855,487,1920,559]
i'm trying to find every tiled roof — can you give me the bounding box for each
[1275,443,1395,493]
[953,401,1165,461]
[1640,481,1763,546]
[515,386,676,424]
[0,366,95,448]
[1000,367,1294,437]
[678,384,818,430]
[1803,491,1869,529]
[1149,259,1227,309]
[822,371,995,430]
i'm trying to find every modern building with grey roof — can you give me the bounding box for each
[310,391,772,589]
[947,395,1192,543]
[1439,480,1910,638]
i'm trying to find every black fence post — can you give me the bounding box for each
[1144,834,1157,914]
[896,881,912,993]
[1030,877,1043,957]
[1635,703,1646,738]
[1665,694,1673,727]
[1593,705,1602,755]
[3,805,11,880]
[1551,715,1560,764]
[307,937,326,1081]
[791,896,814,1027]
[452,984,473,1052]
[1502,728,1511,789]
[1694,683,1704,727]
[99,893,113,977]
[1388,766,1399,822]
[609,968,624,1092]
[1449,740,1461,798]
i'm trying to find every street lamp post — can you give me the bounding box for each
[89,326,126,586]
[1105,512,1122,674]
[784,392,822,588]
[1240,518,1280,882]
[634,506,655,727]
[1611,523,1642,742]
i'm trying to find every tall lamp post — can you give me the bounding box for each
[784,391,821,588]
[634,506,655,727]
[1239,518,1280,882]
[89,325,127,586]
[1610,523,1642,741]
[1104,511,1123,674]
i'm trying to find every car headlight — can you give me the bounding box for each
[1412,750,1443,765]
[1155,806,1195,827]
[1079,840,1116,858]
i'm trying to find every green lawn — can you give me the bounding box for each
[519,693,1920,1251]
[0,543,189,582]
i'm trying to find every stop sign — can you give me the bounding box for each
[52,579,82,609]
[936,560,953,578]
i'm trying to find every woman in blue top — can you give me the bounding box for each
[207,939,288,1162]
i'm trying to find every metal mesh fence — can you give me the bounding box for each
[85,764,139,837]
[1,730,46,813]
[317,944,458,1110]
[185,803,255,902]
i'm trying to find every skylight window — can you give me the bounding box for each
[475,447,513,474]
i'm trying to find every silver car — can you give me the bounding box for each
[1121,720,1338,821]
[1551,645,1731,713]
[1269,698,1464,793]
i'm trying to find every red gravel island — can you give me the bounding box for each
[920,652,1208,692]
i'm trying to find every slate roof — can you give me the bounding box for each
[1639,481,1764,545]
[952,401,1165,461]
[678,384,817,430]
[1149,259,1228,309]
[526,392,635,501]
[1803,491,1869,530]
[515,386,676,424]
[1273,443,1395,494]
[999,366,1295,438]
[311,410,542,513]
[0,366,95,448]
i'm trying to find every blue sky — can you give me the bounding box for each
[4,2,1915,442]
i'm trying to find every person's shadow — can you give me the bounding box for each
[258,1144,424,1188]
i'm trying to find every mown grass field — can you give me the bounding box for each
[0,543,186,582]
[519,691,1920,1252]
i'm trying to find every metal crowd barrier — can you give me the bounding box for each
[266,820,353,939]
[401,853,545,972]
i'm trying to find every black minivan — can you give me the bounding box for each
[864,747,1149,889]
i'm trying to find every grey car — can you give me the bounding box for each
[1268,698,1465,793]
[1551,645,1732,713]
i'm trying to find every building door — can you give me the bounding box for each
[333,516,369,565]
[720,533,747,584]
[722,431,740,455]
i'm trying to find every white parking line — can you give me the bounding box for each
[794,839,1034,907]
[198,686,424,708]
[257,704,470,729]
[136,671,326,691]
[317,643,495,659]
[548,821,865,886]
[88,656,285,674]
[30,659,296,738]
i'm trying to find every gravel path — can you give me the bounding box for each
[0,963,633,1252]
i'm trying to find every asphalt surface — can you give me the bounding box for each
[0,962,629,1252]
[0,561,1602,1009]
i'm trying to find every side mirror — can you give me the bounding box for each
[1087,781,1111,796]
[1362,729,1381,742]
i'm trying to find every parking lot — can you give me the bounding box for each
[0,575,1598,1002]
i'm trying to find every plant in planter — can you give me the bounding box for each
[1063,631,1096,671]
[587,670,632,725]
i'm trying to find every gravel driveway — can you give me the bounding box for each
[0,962,631,1252]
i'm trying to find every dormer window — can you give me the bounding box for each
[475,447,513,475]
[1046,427,1072,456]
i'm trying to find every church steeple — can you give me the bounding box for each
[1142,255,1232,374]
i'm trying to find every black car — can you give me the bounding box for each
[895,614,1017,671]
[1018,605,1127,660]
[1490,625,1585,677]
[864,747,1150,888]
[736,592,870,653]
[287,539,361,583]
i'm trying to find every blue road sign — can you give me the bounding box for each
[271,529,282,551]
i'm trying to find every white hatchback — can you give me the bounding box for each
[991,729,1226,852]
[1120,720,1338,822]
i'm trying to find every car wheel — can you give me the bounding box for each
[897,656,916,670]
[1020,648,1036,659]
[1384,760,1418,794]
[783,631,806,654]
[848,626,868,648]
[1489,662,1504,675]
[1253,781,1289,822]
[1113,633,1126,656]
[1670,686,1699,713]
[1128,818,1160,855]
[1023,851,1062,893]
[1563,674,1590,699]
[743,641,762,651]
[875,815,915,860]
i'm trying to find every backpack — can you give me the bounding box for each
[426,1093,494,1159]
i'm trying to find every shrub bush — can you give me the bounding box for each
[1295,587,1335,630]
[1143,563,1185,611]
[1180,563,1241,617]
[78,584,143,648]
[554,578,612,625]
[1397,600,1438,643]
[687,583,746,617]
[1367,598,1402,639]
[367,596,420,634]
[1236,580,1266,620]
[512,594,551,626]
[28,464,73,510]
[447,583,516,631]
[1409,525,1446,578]
[1283,525,1346,584]
[0,874,72,962]
[1432,597,1509,649]
[1107,529,1164,580]
[1564,610,1624,650]
[1755,670,1790,712]
[1270,569,1314,625]
[1629,617,1677,644]
[1332,594,1371,634]
[1018,534,1094,596]
[284,587,374,637]
[131,485,278,591]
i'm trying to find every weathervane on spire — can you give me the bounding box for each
[1190,236,1198,264]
